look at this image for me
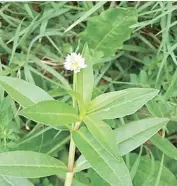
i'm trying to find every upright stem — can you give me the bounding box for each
[64,138,75,186]
[64,122,80,186]
[64,73,79,186]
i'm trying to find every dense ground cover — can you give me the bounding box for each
[0,1,177,186]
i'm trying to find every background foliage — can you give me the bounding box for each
[0,1,177,186]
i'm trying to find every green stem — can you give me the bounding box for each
[64,73,79,186]
[64,122,80,186]
[64,172,74,186]
[64,138,75,186]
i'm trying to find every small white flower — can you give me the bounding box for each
[64,52,87,73]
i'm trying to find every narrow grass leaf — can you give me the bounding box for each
[9,19,23,64]
[129,153,177,186]
[23,3,34,19]
[150,133,177,160]
[33,56,71,90]
[64,1,106,32]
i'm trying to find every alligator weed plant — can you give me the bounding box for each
[0,6,171,186]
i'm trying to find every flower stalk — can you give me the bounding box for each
[64,69,81,186]
[64,121,80,186]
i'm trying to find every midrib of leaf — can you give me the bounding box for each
[0,82,34,105]
[74,118,168,172]
[87,91,127,113]
[76,130,124,186]
[1,176,14,186]
[24,111,78,119]
[94,15,130,52]
[0,164,66,169]
[84,116,118,157]
[116,123,165,144]
[96,91,157,113]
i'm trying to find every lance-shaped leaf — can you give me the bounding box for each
[83,115,119,157]
[81,8,137,57]
[0,176,34,186]
[150,133,177,160]
[115,117,169,155]
[87,88,159,119]
[19,100,79,126]
[75,117,169,172]
[0,151,67,178]
[76,44,94,105]
[0,76,53,107]
[67,90,86,115]
[73,127,132,186]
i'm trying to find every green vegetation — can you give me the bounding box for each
[0,1,177,186]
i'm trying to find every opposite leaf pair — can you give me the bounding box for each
[0,75,162,186]
[19,87,160,127]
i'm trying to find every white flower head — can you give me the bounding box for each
[64,52,87,73]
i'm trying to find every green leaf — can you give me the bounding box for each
[81,8,137,57]
[76,44,94,105]
[0,86,4,102]
[83,115,118,157]
[115,117,169,155]
[0,176,34,186]
[74,155,90,173]
[87,89,127,113]
[0,151,67,178]
[130,146,143,180]
[67,90,86,115]
[150,133,177,160]
[73,127,132,186]
[64,1,106,33]
[88,169,110,186]
[129,153,177,186]
[72,179,89,186]
[87,88,159,119]
[19,100,79,126]
[75,117,169,172]
[17,129,69,154]
[0,76,53,107]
